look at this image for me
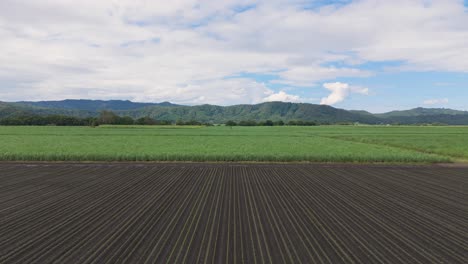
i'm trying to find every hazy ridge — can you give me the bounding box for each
[1,100,468,125]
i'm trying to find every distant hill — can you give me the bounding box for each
[0,101,94,118]
[17,99,179,112]
[119,102,381,124]
[382,114,468,125]
[376,107,468,118]
[1,100,468,125]
[0,102,30,118]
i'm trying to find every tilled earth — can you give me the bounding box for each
[0,163,466,263]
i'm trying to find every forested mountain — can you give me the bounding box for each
[375,107,468,118]
[0,102,93,118]
[119,102,381,124]
[17,99,179,111]
[1,100,468,125]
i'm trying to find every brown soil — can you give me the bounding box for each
[1,163,466,263]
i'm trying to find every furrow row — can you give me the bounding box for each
[1,163,466,263]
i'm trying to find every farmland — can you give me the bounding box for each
[0,163,466,263]
[0,125,467,163]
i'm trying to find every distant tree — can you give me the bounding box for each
[98,110,118,124]
[0,115,95,126]
[82,117,98,127]
[304,121,317,126]
[90,119,99,127]
[115,116,135,125]
[225,120,237,127]
[274,120,285,126]
[185,120,202,125]
[136,116,157,125]
[264,120,274,126]
[286,120,317,126]
[239,120,257,126]
[157,120,173,125]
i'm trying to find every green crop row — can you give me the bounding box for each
[0,125,465,163]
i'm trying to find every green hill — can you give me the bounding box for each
[376,107,468,118]
[117,102,381,123]
[1,100,468,125]
[17,99,179,111]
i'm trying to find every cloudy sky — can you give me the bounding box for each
[1,0,467,112]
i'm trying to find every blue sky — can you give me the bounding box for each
[240,65,468,113]
[0,0,467,112]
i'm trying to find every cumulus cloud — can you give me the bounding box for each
[262,91,302,103]
[320,82,369,105]
[0,0,466,104]
[275,66,372,87]
[423,98,449,105]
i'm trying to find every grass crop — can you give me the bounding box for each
[0,125,466,163]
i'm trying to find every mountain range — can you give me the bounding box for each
[1,99,468,125]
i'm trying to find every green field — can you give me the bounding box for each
[0,125,467,163]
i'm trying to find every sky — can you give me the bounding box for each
[0,0,467,113]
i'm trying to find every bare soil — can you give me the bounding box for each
[0,163,466,263]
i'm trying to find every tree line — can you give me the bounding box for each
[0,110,219,126]
[0,110,323,126]
[225,120,318,126]
[0,115,97,126]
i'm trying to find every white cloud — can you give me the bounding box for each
[320,82,369,105]
[262,91,302,103]
[0,0,467,104]
[275,66,372,87]
[423,98,449,105]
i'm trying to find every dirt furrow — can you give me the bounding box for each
[0,163,466,264]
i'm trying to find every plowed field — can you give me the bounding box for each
[1,163,466,263]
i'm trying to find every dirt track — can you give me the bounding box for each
[0,163,466,263]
